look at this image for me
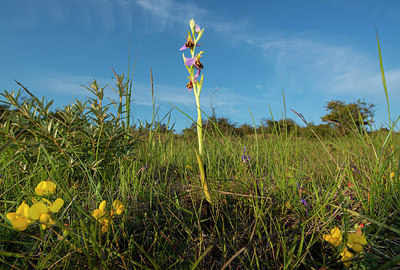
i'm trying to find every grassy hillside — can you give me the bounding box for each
[0,84,399,269]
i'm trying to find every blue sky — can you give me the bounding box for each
[1,0,400,132]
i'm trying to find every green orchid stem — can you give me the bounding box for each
[195,94,203,156]
[195,150,212,204]
[194,87,211,204]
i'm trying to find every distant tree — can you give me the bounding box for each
[204,115,239,135]
[153,121,175,133]
[182,115,240,136]
[299,123,335,138]
[259,118,299,134]
[182,127,196,136]
[236,123,254,136]
[321,99,375,134]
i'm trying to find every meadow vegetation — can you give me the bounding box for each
[1,20,399,269]
[0,78,399,269]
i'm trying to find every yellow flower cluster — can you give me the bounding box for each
[323,226,367,267]
[92,200,124,233]
[340,247,354,268]
[6,180,64,231]
[35,180,57,196]
[323,227,342,247]
[6,201,31,231]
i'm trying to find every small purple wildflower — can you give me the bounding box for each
[300,198,309,215]
[242,147,250,163]
[300,198,307,206]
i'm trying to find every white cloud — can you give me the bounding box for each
[133,0,252,37]
[245,34,393,97]
[33,72,197,108]
[385,69,400,94]
[2,0,209,33]
[135,0,208,31]
[132,82,194,106]
[1,0,137,32]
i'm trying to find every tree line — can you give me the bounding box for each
[181,99,380,137]
[0,98,382,138]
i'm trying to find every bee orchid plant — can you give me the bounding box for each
[180,18,212,204]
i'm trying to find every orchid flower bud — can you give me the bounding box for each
[190,19,196,33]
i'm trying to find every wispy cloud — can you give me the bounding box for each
[135,0,208,31]
[31,71,195,108]
[32,72,116,101]
[129,81,263,119]
[132,82,193,106]
[240,33,398,98]
[2,0,136,32]
[134,0,252,36]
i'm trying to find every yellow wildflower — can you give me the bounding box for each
[92,201,110,233]
[49,198,64,213]
[35,180,57,196]
[38,197,64,214]
[29,201,54,229]
[347,227,367,253]
[323,227,342,247]
[6,201,32,231]
[92,201,107,219]
[340,247,354,267]
[29,198,64,229]
[111,200,124,216]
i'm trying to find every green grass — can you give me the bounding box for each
[0,82,399,269]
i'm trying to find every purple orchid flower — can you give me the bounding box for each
[186,80,194,91]
[186,69,201,91]
[184,51,204,69]
[180,32,202,51]
[184,56,196,66]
